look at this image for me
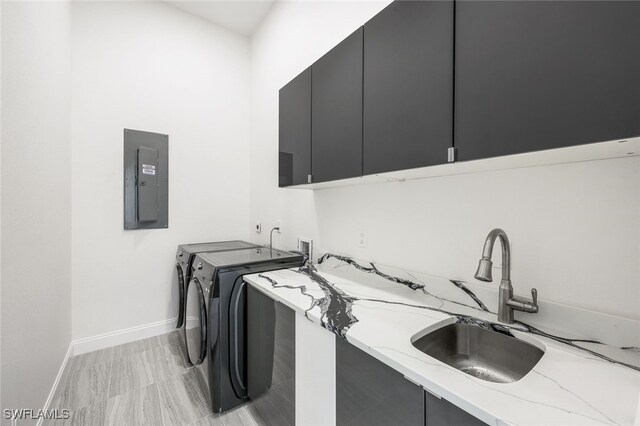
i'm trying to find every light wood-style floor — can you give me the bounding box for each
[46,331,267,426]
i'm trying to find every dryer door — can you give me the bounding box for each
[185,277,207,365]
[176,264,185,329]
[228,278,247,398]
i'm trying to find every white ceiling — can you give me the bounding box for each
[165,0,276,36]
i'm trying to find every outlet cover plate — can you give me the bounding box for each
[358,230,367,248]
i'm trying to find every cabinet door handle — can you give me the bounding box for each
[424,386,442,399]
[447,147,457,163]
[403,374,422,388]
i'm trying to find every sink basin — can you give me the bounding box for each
[412,323,544,383]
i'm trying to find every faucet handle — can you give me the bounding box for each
[531,288,538,307]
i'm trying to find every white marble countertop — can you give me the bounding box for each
[244,254,640,426]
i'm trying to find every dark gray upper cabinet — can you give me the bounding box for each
[312,28,364,183]
[455,1,640,162]
[279,67,312,187]
[363,0,454,175]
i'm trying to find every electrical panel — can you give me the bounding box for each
[124,129,168,230]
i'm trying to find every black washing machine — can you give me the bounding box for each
[185,247,303,413]
[174,241,260,328]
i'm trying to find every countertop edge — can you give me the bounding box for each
[244,275,499,426]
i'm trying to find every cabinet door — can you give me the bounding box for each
[363,0,453,175]
[279,67,311,187]
[455,1,640,161]
[312,28,363,183]
[336,337,424,426]
[247,285,295,426]
[425,391,485,426]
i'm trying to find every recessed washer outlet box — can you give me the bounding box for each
[297,237,313,262]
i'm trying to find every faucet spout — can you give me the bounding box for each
[475,228,538,324]
[476,228,511,282]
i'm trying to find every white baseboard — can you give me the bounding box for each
[36,317,178,425]
[72,316,178,356]
[37,343,73,426]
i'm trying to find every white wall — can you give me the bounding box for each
[71,2,251,341]
[0,0,4,416]
[248,0,389,251]
[1,1,72,422]
[249,1,640,321]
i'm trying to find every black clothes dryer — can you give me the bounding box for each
[185,247,303,413]
[174,241,260,328]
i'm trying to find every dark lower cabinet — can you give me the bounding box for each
[247,285,295,426]
[279,67,312,187]
[425,390,485,426]
[336,337,423,426]
[455,1,640,161]
[363,0,453,174]
[312,28,364,183]
[336,337,486,426]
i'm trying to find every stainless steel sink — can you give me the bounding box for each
[412,323,544,383]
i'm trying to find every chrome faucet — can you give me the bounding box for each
[474,229,538,324]
[269,226,280,256]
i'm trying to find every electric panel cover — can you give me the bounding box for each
[124,129,168,229]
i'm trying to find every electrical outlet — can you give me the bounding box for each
[358,230,367,248]
[255,222,262,234]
